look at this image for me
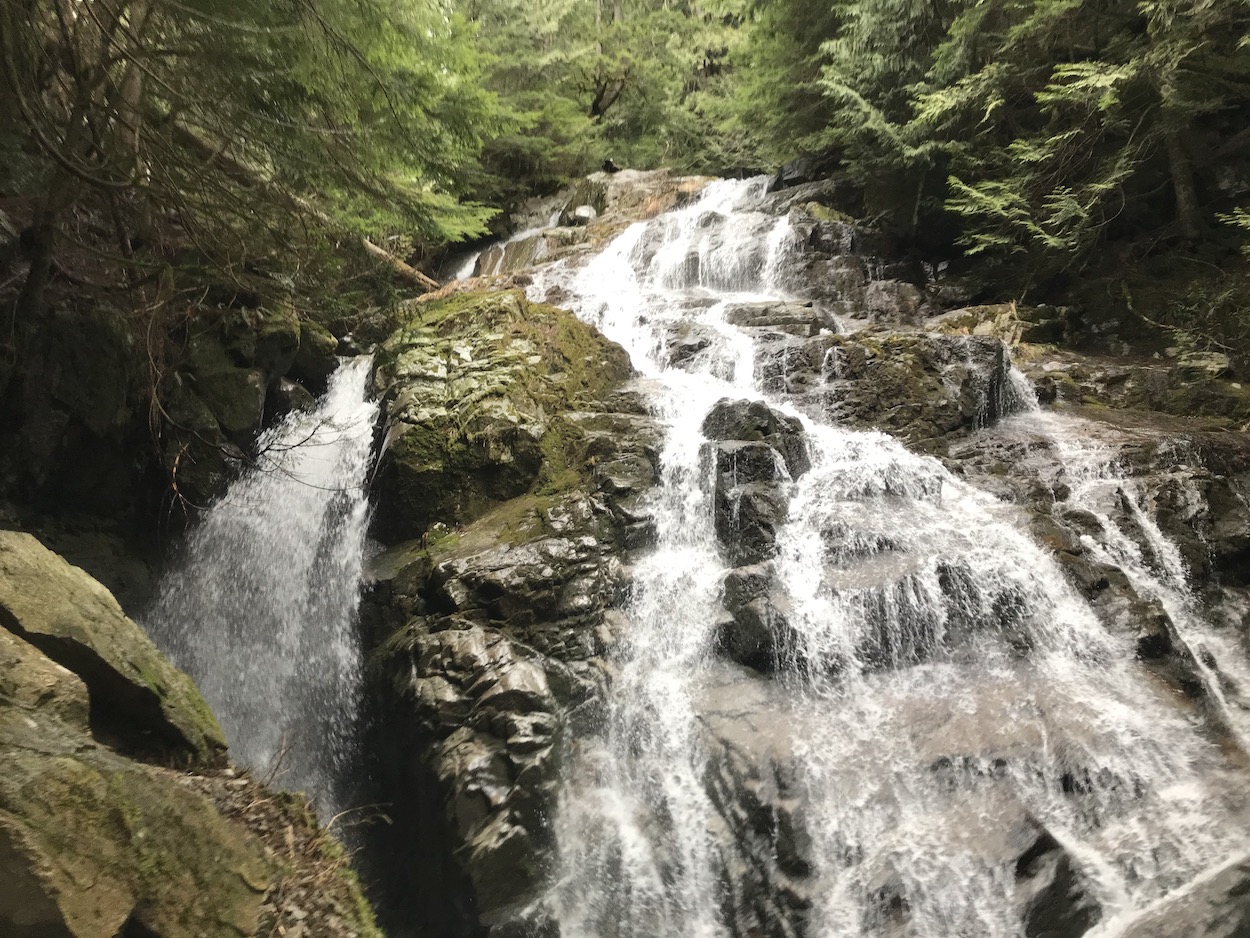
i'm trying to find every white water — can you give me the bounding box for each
[1014,403,1250,748]
[530,179,1250,936]
[145,357,377,815]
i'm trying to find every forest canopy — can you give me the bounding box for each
[2,0,1249,321]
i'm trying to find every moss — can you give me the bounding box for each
[375,289,633,541]
[804,201,855,225]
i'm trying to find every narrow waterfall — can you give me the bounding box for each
[529,179,1250,937]
[145,357,378,815]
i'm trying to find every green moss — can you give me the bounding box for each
[375,289,634,541]
[804,201,855,224]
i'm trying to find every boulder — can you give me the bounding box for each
[720,564,794,671]
[1014,827,1103,938]
[0,712,272,938]
[0,531,225,764]
[291,320,340,388]
[702,398,811,480]
[758,330,1019,447]
[724,301,836,338]
[372,290,634,542]
[0,554,271,938]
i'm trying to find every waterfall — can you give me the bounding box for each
[144,356,377,816]
[530,179,1250,936]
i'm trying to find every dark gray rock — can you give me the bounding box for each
[703,398,810,480]
[720,564,793,671]
[1015,827,1103,938]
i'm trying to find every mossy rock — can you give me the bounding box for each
[0,531,226,765]
[0,709,271,938]
[226,304,301,376]
[373,290,632,542]
[292,320,340,387]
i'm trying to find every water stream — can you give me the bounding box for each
[144,357,378,817]
[529,179,1250,937]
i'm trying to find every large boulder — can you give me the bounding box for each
[0,709,272,938]
[0,543,273,938]
[372,290,635,542]
[0,530,225,764]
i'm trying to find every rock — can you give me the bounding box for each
[0,531,225,764]
[759,330,1019,447]
[1176,351,1232,381]
[375,624,562,926]
[0,544,271,938]
[721,565,793,670]
[292,320,340,388]
[230,304,301,377]
[0,708,271,938]
[724,301,835,337]
[864,280,930,325]
[1015,827,1103,938]
[768,152,842,192]
[569,205,598,225]
[372,290,634,542]
[0,304,146,516]
[715,481,789,566]
[1119,850,1250,937]
[702,398,811,480]
[268,377,316,421]
[0,625,90,728]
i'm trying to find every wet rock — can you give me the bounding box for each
[1119,849,1250,937]
[665,322,715,368]
[291,320,340,389]
[724,301,835,337]
[376,623,566,927]
[0,530,225,764]
[372,289,634,542]
[268,377,316,420]
[1015,827,1103,938]
[702,397,811,480]
[759,329,1019,447]
[715,481,789,567]
[720,564,793,670]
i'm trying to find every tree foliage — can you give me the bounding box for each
[728,0,1250,284]
[0,0,496,321]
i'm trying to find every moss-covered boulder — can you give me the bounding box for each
[291,319,340,388]
[0,531,225,764]
[0,545,272,938]
[0,712,272,938]
[372,289,633,542]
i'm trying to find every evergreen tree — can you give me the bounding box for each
[0,0,496,318]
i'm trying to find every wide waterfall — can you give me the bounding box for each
[525,178,1250,937]
[144,356,377,816]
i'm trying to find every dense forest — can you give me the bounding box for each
[3,0,1249,372]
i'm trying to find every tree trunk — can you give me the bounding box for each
[1165,129,1202,241]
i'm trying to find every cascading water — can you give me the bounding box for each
[144,357,377,816]
[529,178,1250,936]
[1013,402,1250,746]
